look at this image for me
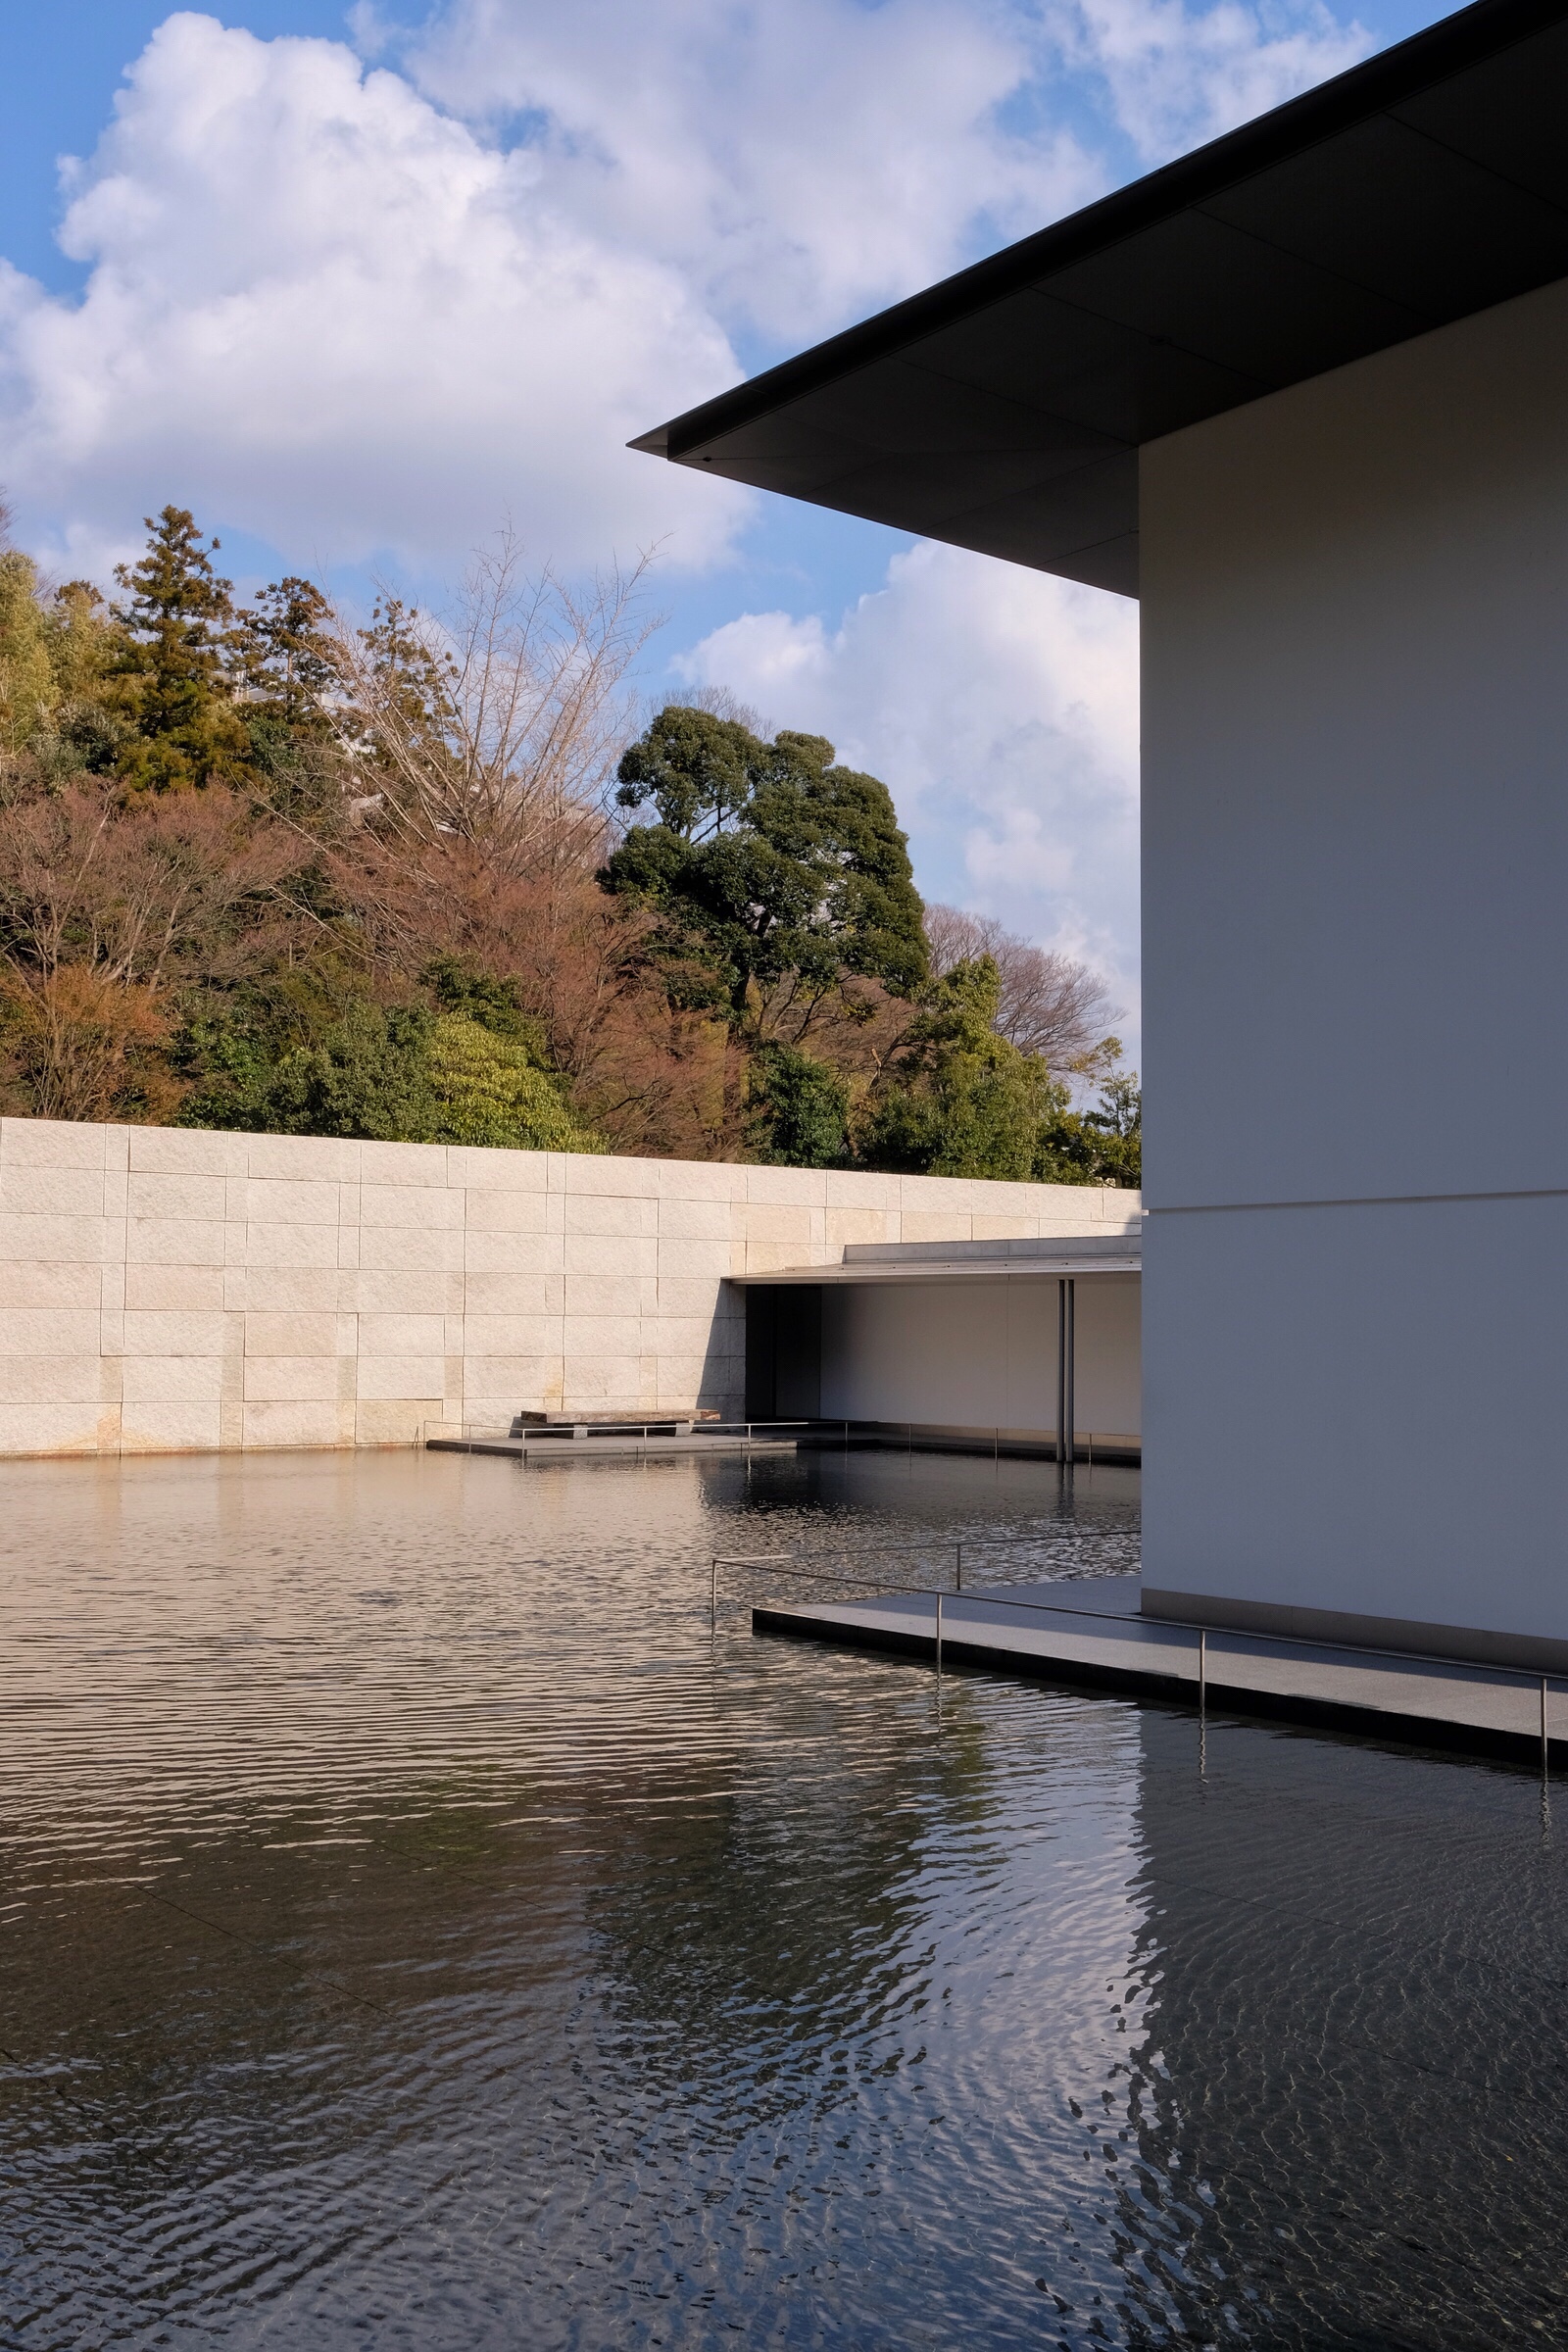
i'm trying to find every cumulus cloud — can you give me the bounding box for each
[676,543,1142,1041]
[398,0,1368,341]
[1054,0,1370,163]
[0,12,749,575]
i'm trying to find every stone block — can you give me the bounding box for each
[361,1183,464,1229]
[243,1353,342,1401]
[563,1191,660,1238]
[0,1261,101,1308]
[463,1188,554,1232]
[347,1268,455,1314]
[0,1307,101,1356]
[563,1234,658,1279]
[121,1309,233,1356]
[462,1312,565,1356]
[243,1222,342,1270]
[461,1355,564,1399]
[563,1316,647,1359]
[128,1127,247,1176]
[897,1212,977,1244]
[230,1266,339,1313]
[737,1201,816,1246]
[0,1166,108,1217]
[446,1146,550,1192]
[654,1238,737,1279]
[745,1166,829,1206]
[243,1133,360,1182]
[355,1396,439,1445]
[653,1275,727,1315]
[0,1354,101,1403]
[356,1312,447,1356]
[244,1313,342,1358]
[357,1140,450,1188]
[121,1354,225,1403]
[650,1157,746,1200]
[562,1356,649,1405]
[124,1216,227,1267]
[656,1195,734,1239]
[359,1225,465,1272]
[459,1271,563,1316]
[562,1274,654,1319]
[355,1354,448,1399]
[0,1118,109,1169]
[0,1213,109,1263]
[562,1152,665,1198]
[0,1400,99,1452]
[242,1398,352,1448]
[970,1217,1046,1242]
[120,1400,222,1452]
[461,1228,560,1274]
[234,1178,342,1227]
[125,1172,229,1223]
[123,1265,226,1311]
[825,1169,904,1210]
[825,1208,898,1248]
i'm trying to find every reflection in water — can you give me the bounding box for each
[0,1448,1561,2348]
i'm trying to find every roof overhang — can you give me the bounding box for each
[733,1256,1141,1285]
[633,0,1568,597]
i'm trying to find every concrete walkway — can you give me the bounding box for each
[753,1575,1564,1764]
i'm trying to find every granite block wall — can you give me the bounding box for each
[0,1117,1140,1455]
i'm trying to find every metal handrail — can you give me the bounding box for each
[711,1555,1560,1770]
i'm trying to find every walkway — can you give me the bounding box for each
[753,1575,1563,1765]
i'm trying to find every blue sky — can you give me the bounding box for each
[0,0,1461,1051]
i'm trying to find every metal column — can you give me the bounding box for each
[1056,1276,1076,1468]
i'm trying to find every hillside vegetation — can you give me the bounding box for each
[0,507,1138,1182]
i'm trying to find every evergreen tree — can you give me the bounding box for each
[109,507,249,791]
[604,708,928,1025]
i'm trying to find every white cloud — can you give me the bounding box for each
[1054,0,1370,163]
[399,0,1367,342]
[676,542,1143,1045]
[0,12,750,576]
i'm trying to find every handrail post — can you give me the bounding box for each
[1199,1627,1206,1714]
[711,1554,717,1629]
[956,1542,962,1592]
[1543,1675,1549,1782]
[935,1590,943,1678]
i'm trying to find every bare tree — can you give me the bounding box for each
[329,528,659,883]
[923,903,1119,1074]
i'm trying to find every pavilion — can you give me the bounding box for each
[636,0,1568,1671]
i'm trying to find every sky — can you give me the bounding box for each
[0,0,1460,1062]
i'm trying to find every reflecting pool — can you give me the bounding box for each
[0,1446,1562,2348]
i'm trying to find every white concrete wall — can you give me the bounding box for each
[819,1275,1140,1442]
[1140,274,1568,1649]
[0,1115,1139,1456]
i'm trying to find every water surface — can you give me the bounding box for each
[0,1447,1561,2348]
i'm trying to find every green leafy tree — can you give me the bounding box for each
[109,507,250,792]
[603,707,928,1027]
[0,548,57,751]
[859,956,1054,1180]
[746,1041,851,1166]
[1035,1068,1141,1187]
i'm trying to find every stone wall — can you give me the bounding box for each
[0,1116,1141,1456]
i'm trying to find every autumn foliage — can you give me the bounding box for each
[0,504,1136,1179]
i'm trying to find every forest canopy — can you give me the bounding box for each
[0,505,1139,1184]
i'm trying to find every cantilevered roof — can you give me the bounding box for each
[733,1235,1142,1284]
[632,0,1568,597]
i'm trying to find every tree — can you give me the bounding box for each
[1035,1069,1142,1187]
[603,708,928,1037]
[858,956,1055,1181]
[923,902,1118,1075]
[109,508,250,792]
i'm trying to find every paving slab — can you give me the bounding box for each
[753,1575,1566,1765]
